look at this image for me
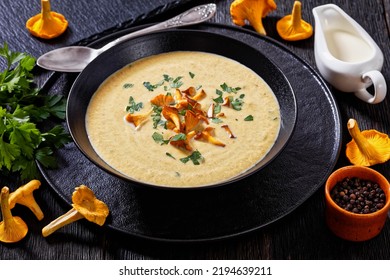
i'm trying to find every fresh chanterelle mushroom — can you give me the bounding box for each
[346,118,390,166]
[0,187,28,243]
[230,0,277,35]
[276,1,313,41]
[8,179,44,221]
[26,0,68,39]
[42,185,109,237]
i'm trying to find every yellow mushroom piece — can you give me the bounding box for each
[230,0,277,35]
[195,127,226,147]
[8,179,44,221]
[346,118,390,166]
[276,1,313,41]
[0,187,28,243]
[26,0,68,39]
[42,185,109,237]
[124,109,152,130]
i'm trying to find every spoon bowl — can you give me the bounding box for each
[38,46,99,71]
[37,3,216,72]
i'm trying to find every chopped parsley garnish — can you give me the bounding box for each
[244,115,254,121]
[152,132,186,145]
[213,89,224,103]
[166,152,176,159]
[151,105,165,129]
[211,117,223,124]
[178,109,187,116]
[123,83,134,89]
[189,72,195,79]
[126,96,143,114]
[180,150,203,165]
[214,104,221,115]
[143,80,164,91]
[163,74,171,82]
[213,84,244,109]
[152,132,169,145]
[170,133,186,141]
[162,74,184,89]
[170,76,184,88]
[231,97,244,111]
[220,82,241,93]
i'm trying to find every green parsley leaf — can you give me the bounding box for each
[163,74,173,82]
[143,80,164,91]
[189,72,195,79]
[244,115,254,121]
[214,104,221,114]
[180,150,203,165]
[152,132,170,145]
[123,83,134,89]
[170,133,186,141]
[35,147,57,169]
[151,105,165,129]
[0,43,71,180]
[231,98,244,111]
[213,95,224,104]
[211,118,223,124]
[170,76,184,88]
[41,125,72,149]
[220,82,241,93]
[126,96,143,114]
[166,152,176,160]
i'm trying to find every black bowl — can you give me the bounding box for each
[67,30,297,188]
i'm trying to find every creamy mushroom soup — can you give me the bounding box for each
[86,51,280,187]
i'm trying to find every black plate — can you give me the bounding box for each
[67,30,297,188]
[39,23,342,242]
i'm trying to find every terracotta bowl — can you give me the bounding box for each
[325,165,390,241]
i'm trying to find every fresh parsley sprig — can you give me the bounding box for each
[0,43,71,180]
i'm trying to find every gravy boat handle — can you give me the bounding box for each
[354,70,387,104]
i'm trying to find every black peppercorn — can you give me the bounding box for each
[330,177,386,214]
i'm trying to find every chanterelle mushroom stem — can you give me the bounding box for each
[0,187,28,243]
[291,1,303,28]
[346,118,390,166]
[348,119,384,160]
[42,208,83,237]
[276,1,313,41]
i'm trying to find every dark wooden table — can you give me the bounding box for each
[1,0,389,259]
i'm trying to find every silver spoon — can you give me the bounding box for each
[37,3,216,72]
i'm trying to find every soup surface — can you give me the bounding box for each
[86,51,280,187]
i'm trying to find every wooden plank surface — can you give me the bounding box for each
[1,0,390,260]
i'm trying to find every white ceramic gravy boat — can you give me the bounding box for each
[312,4,387,104]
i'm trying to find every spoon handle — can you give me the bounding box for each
[99,3,216,53]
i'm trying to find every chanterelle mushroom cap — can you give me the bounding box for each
[346,118,390,166]
[230,0,277,35]
[42,185,109,237]
[71,185,109,226]
[0,187,28,243]
[8,179,44,221]
[276,1,313,41]
[26,0,68,39]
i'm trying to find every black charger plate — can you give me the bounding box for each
[38,23,342,242]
